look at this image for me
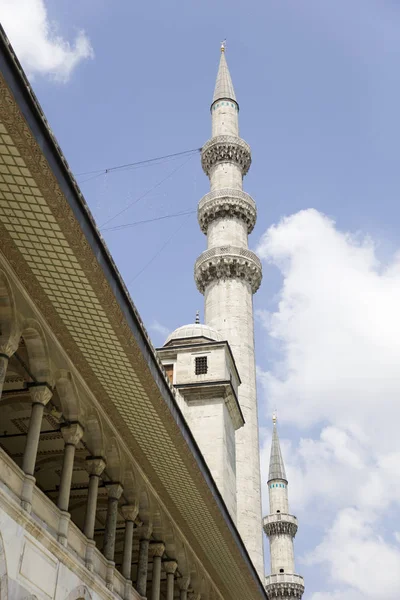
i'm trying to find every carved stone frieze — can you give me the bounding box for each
[263,519,298,538]
[265,575,304,599]
[195,246,262,294]
[198,189,257,234]
[201,135,251,176]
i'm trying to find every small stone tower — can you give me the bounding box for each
[194,42,264,575]
[264,415,305,599]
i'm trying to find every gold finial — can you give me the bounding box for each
[272,411,277,426]
[220,39,226,53]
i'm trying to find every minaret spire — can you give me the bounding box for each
[268,413,287,482]
[264,417,305,600]
[195,47,263,576]
[213,43,237,105]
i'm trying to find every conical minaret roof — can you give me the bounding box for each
[268,416,287,482]
[213,45,237,104]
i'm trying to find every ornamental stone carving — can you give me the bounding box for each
[61,422,84,446]
[195,246,262,294]
[265,575,305,599]
[149,542,165,558]
[263,513,298,538]
[201,136,251,176]
[198,189,257,234]
[263,519,298,538]
[265,582,305,599]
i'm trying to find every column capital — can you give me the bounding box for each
[163,560,178,575]
[61,422,84,446]
[139,521,153,540]
[121,501,139,523]
[149,542,165,558]
[105,482,124,500]
[85,456,106,477]
[177,576,190,591]
[29,383,52,405]
[0,336,19,358]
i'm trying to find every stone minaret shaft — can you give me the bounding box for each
[195,46,263,576]
[264,418,304,599]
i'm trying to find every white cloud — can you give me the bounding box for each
[257,209,400,597]
[0,0,93,81]
[306,508,400,599]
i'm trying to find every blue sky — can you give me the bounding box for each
[3,1,400,597]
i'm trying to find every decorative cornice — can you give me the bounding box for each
[201,136,251,177]
[195,246,262,294]
[265,574,304,599]
[263,517,298,538]
[198,189,257,234]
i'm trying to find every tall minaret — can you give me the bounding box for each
[195,43,264,576]
[263,415,305,599]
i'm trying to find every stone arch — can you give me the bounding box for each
[55,370,81,422]
[0,270,19,356]
[65,585,92,600]
[85,408,105,458]
[20,319,52,384]
[174,539,190,582]
[104,436,125,483]
[0,529,8,600]
[136,485,153,531]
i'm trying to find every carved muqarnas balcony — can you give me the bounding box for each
[194,246,262,294]
[263,513,298,538]
[265,574,305,599]
[201,136,251,176]
[198,189,257,234]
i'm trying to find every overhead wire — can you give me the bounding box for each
[99,153,196,228]
[102,209,196,232]
[127,212,193,285]
[75,147,201,178]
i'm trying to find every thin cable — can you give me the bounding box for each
[102,209,196,232]
[75,147,201,177]
[128,213,193,285]
[99,154,195,229]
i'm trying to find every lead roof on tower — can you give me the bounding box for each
[213,46,237,104]
[268,418,287,482]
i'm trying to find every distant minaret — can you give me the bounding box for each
[195,42,264,575]
[264,415,305,599]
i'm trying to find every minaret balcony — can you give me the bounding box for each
[263,513,298,538]
[201,135,251,176]
[198,188,257,234]
[194,245,262,294]
[265,573,305,599]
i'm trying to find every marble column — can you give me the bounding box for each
[121,503,139,580]
[57,422,84,545]
[84,457,106,539]
[150,542,165,600]
[21,384,52,512]
[58,423,84,511]
[164,561,178,600]
[103,483,123,561]
[177,576,190,600]
[136,525,152,598]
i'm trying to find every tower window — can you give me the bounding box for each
[195,356,208,375]
[164,364,174,384]
[279,569,284,573]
